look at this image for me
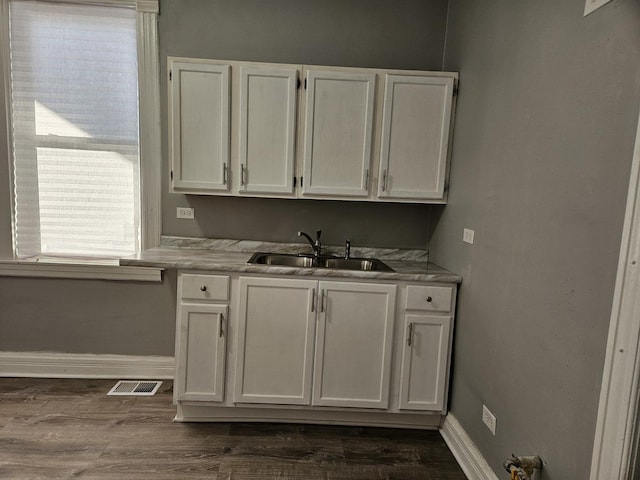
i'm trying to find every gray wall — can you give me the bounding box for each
[0,0,449,356]
[159,0,450,249]
[0,271,177,355]
[429,0,640,478]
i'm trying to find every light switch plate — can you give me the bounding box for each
[463,228,475,244]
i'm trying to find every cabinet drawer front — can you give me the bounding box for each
[405,285,452,312]
[181,274,229,301]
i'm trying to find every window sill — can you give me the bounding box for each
[0,259,163,282]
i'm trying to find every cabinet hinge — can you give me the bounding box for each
[169,70,172,81]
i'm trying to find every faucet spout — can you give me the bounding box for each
[298,230,322,258]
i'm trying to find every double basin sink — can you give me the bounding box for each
[248,252,394,272]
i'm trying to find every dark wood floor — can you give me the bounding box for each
[0,378,466,479]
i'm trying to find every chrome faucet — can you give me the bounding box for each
[298,230,322,258]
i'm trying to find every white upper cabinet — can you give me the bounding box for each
[239,66,298,195]
[167,57,457,203]
[169,59,230,192]
[378,75,454,200]
[301,69,376,197]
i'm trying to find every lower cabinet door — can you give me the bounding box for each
[235,277,317,405]
[312,281,396,408]
[399,314,451,411]
[175,303,228,402]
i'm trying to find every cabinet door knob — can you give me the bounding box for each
[426,296,433,302]
[200,285,207,292]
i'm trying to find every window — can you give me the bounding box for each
[3,0,160,262]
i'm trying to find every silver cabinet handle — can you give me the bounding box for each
[382,170,387,192]
[219,313,224,338]
[223,163,228,185]
[407,323,413,346]
[320,289,325,313]
[200,285,207,292]
[311,289,316,312]
[241,164,246,186]
[426,296,433,303]
[364,169,369,192]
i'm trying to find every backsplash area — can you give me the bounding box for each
[161,236,429,263]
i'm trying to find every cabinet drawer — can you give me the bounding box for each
[181,274,229,301]
[405,285,452,312]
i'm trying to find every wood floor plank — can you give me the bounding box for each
[217,457,329,480]
[0,462,93,480]
[0,378,466,480]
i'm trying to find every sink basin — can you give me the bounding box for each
[248,253,394,272]
[247,253,317,268]
[323,257,394,272]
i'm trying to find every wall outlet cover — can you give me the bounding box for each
[463,228,475,244]
[482,404,497,435]
[176,207,194,219]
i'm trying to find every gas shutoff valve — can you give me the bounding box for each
[503,455,542,480]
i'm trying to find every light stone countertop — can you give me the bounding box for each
[119,237,462,284]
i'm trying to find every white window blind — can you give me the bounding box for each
[9,0,140,259]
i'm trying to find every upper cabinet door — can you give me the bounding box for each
[301,69,376,197]
[169,60,230,192]
[239,66,298,195]
[378,75,454,200]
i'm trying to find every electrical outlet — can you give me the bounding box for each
[176,207,194,219]
[463,228,475,244]
[482,404,497,435]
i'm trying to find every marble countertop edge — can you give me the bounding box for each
[120,241,462,284]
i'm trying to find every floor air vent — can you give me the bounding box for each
[107,380,162,396]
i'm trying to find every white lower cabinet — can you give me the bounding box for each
[174,271,456,426]
[398,314,451,411]
[175,304,228,402]
[174,273,230,403]
[312,282,396,408]
[234,277,317,405]
[235,277,396,409]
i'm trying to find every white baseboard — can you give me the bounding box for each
[0,351,174,379]
[440,414,500,480]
